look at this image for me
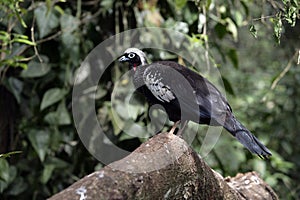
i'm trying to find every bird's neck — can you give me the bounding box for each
[130,63,139,71]
[132,64,147,89]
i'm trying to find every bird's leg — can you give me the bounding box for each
[177,120,188,137]
[168,120,181,135]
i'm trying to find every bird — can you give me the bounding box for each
[118,47,272,159]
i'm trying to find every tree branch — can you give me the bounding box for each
[48,132,278,200]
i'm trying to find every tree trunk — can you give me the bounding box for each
[48,132,278,200]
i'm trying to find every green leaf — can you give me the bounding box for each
[234,11,243,26]
[40,88,67,110]
[34,4,59,38]
[60,13,80,61]
[175,0,187,9]
[249,24,257,38]
[7,77,23,103]
[252,159,266,176]
[6,177,27,196]
[28,130,50,162]
[14,6,27,28]
[227,48,238,69]
[273,14,282,44]
[241,1,249,16]
[12,38,35,45]
[60,14,79,34]
[46,157,69,169]
[283,0,298,26]
[54,5,65,15]
[107,102,124,135]
[183,5,198,25]
[0,159,10,182]
[214,23,227,39]
[0,151,22,159]
[44,101,71,125]
[221,76,235,96]
[40,164,55,184]
[12,34,36,45]
[100,0,114,11]
[0,159,17,193]
[122,122,148,139]
[206,0,212,10]
[0,31,10,45]
[56,101,71,125]
[20,59,51,78]
[225,18,238,42]
[44,112,58,125]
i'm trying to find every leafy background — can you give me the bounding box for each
[0,0,299,199]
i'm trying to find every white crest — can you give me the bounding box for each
[124,48,148,65]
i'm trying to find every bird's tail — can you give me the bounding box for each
[224,116,272,159]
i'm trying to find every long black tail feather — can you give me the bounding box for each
[235,130,272,159]
[224,116,272,159]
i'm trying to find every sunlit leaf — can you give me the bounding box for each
[0,31,10,45]
[14,6,27,28]
[12,38,35,45]
[175,0,187,9]
[54,5,64,15]
[283,0,298,26]
[225,18,238,42]
[0,151,22,159]
[12,34,35,45]
[101,0,114,11]
[234,11,243,26]
[273,14,282,44]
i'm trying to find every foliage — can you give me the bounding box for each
[0,0,299,199]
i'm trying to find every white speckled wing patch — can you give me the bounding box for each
[144,71,175,103]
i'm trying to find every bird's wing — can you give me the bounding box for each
[176,63,232,125]
[143,61,231,124]
[143,67,176,103]
[143,62,212,121]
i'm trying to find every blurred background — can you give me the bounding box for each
[0,0,299,199]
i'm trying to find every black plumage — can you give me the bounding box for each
[119,48,272,159]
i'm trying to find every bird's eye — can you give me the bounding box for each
[128,53,135,58]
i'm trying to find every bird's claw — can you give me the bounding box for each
[168,120,181,135]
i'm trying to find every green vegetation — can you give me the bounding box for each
[0,0,299,199]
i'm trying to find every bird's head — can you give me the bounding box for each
[119,48,148,71]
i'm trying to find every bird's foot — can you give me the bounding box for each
[176,120,188,137]
[169,120,181,135]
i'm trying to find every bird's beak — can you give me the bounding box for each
[118,55,129,62]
